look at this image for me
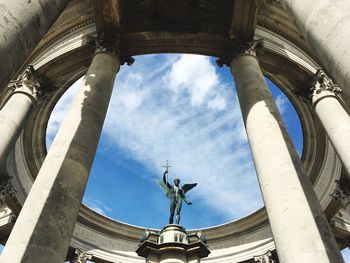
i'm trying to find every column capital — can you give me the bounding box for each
[0,176,16,205]
[69,249,92,263]
[312,69,341,104]
[253,250,276,263]
[8,65,44,102]
[296,69,342,105]
[331,180,350,208]
[89,36,135,66]
[216,39,263,67]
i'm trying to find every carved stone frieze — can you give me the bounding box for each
[69,249,93,263]
[253,250,277,263]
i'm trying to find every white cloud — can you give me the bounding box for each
[83,198,112,216]
[165,55,219,106]
[275,94,288,114]
[47,54,263,221]
[207,95,227,111]
[102,54,262,219]
[342,248,350,263]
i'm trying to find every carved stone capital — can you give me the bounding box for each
[331,180,350,208]
[0,176,17,205]
[254,250,276,263]
[295,69,341,104]
[311,69,341,104]
[8,65,43,101]
[216,39,264,67]
[70,249,92,263]
[89,36,135,66]
[237,40,263,57]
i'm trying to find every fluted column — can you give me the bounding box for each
[280,0,350,102]
[229,42,344,263]
[0,0,70,89]
[308,70,350,177]
[0,66,41,162]
[1,43,120,263]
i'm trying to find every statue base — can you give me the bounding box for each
[136,224,210,263]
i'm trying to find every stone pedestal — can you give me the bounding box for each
[136,225,210,263]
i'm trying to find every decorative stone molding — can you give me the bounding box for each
[253,250,277,263]
[295,69,341,104]
[89,36,135,66]
[311,69,342,105]
[70,249,93,263]
[7,65,43,102]
[216,39,264,67]
[331,180,350,209]
[0,176,16,204]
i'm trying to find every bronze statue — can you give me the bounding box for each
[156,162,197,224]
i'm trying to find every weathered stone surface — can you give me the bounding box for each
[0,0,70,90]
[0,50,120,263]
[230,48,344,263]
[310,71,350,179]
[0,66,41,163]
[0,93,33,163]
[281,0,350,106]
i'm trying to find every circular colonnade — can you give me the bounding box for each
[0,0,346,262]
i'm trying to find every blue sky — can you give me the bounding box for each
[0,54,349,261]
[45,54,304,230]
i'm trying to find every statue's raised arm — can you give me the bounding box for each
[156,161,198,225]
[156,170,172,199]
[163,171,172,189]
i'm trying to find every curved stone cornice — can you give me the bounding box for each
[0,1,344,262]
[5,24,342,263]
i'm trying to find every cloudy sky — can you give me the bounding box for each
[44,54,306,230]
[46,54,302,229]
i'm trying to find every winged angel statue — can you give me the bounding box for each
[156,166,197,225]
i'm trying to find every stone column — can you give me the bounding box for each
[0,66,41,163]
[0,0,70,89]
[229,42,344,263]
[1,43,120,263]
[280,0,350,102]
[308,70,350,177]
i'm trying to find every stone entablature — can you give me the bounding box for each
[0,0,349,262]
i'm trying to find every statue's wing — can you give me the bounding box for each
[182,183,197,193]
[156,179,172,199]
